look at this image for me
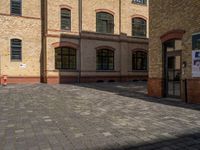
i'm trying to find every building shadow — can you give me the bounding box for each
[56,33,80,84]
[98,131,200,150]
[70,81,200,111]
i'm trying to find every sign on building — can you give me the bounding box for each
[192,33,200,77]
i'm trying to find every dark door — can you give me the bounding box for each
[166,52,181,98]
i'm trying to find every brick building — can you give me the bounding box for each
[148,0,200,103]
[0,0,149,84]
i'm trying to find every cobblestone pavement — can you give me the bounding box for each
[0,82,200,150]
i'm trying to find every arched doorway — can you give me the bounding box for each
[161,30,185,98]
[163,40,182,98]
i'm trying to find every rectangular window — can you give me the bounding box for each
[192,33,200,50]
[132,0,147,5]
[96,12,114,34]
[61,9,71,30]
[132,18,147,37]
[11,39,22,61]
[55,47,76,70]
[132,51,147,70]
[11,0,22,16]
[97,49,114,70]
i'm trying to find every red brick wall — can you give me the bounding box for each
[80,76,120,83]
[148,78,164,98]
[47,75,148,84]
[0,75,147,85]
[47,76,78,84]
[187,79,200,104]
[1,76,40,84]
[47,77,60,84]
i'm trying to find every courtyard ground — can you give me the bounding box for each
[0,82,200,150]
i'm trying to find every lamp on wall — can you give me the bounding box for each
[182,61,187,68]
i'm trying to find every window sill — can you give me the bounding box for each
[132,3,147,6]
[11,60,22,62]
[61,29,71,32]
[130,70,148,72]
[11,14,22,16]
[96,70,116,72]
[132,36,147,39]
[54,69,78,72]
[95,32,115,36]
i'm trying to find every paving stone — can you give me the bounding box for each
[0,82,200,150]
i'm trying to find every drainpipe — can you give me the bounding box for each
[119,0,122,35]
[78,0,82,83]
[41,0,47,83]
[0,55,1,85]
[119,0,122,82]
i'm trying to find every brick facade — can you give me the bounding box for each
[0,0,148,84]
[149,0,200,103]
[0,0,41,82]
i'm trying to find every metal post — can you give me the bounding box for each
[185,79,188,103]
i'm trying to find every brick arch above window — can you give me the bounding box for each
[59,4,72,10]
[51,41,79,49]
[10,37,22,41]
[95,46,115,51]
[95,9,115,16]
[131,48,148,53]
[160,29,186,43]
[131,14,147,20]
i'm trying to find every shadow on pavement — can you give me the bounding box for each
[100,131,200,150]
[71,81,200,111]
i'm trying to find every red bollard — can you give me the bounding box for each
[2,75,7,86]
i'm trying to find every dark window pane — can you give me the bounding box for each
[11,39,22,60]
[97,49,114,70]
[192,34,200,50]
[132,18,147,37]
[61,8,71,30]
[55,47,76,69]
[96,12,114,34]
[62,55,69,69]
[132,51,147,70]
[55,48,62,69]
[168,57,175,69]
[132,0,147,5]
[11,0,21,16]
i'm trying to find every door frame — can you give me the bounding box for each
[163,43,182,99]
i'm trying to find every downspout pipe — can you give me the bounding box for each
[41,0,47,83]
[78,0,82,83]
[119,0,122,82]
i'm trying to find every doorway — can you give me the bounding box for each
[164,40,182,98]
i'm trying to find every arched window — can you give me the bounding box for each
[11,39,22,61]
[132,51,147,70]
[132,18,147,37]
[11,0,22,16]
[96,12,114,34]
[61,8,71,30]
[55,47,76,69]
[97,49,114,70]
